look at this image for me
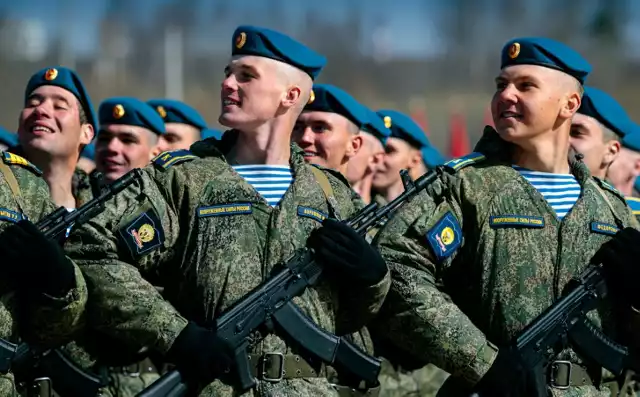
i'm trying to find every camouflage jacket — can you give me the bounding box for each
[0,152,87,396]
[372,128,640,397]
[72,167,96,208]
[65,131,390,396]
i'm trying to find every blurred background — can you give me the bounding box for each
[0,0,637,156]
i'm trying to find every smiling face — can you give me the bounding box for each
[491,64,581,146]
[18,85,93,157]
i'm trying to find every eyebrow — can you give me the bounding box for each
[495,74,540,84]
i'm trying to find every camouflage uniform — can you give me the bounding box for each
[372,128,640,397]
[42,168,161,397]
[0,152,87,396]
[64,132,390,396]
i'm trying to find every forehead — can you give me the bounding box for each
[229,55,276,71]
[385,136,414,151]
[100,123,147,136]
[28,85,77,103]
[164,122,197,134]
[572,113,601,130]
[298,111,351,126]
[497,64,560,81]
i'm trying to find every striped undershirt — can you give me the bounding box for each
[232,164,293,206]
[513,166,581,220]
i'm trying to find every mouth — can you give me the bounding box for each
[499,110,522,121]
[222,98,241,107]
[29,125,54,135]
[303,151,318,158]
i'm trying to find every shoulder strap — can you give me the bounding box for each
[590,179,624,228]
[310,166,341,219]
[0,161,24,213]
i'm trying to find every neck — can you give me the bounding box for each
[512,130,571,174]
[31,152,78,208]
[384,179,406,203]
[231,122,292,165]
[352,173,373,204]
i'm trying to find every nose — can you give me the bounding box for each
[221,74,238,93]
[297,126,315,146]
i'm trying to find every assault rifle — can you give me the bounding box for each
[138,166,444,397]
[0,169,142,394]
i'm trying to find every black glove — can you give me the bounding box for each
[592,227,640,307]
[472,345,543,397]
[308,218,387,285]
[0,220,75,296]
[167,322,235,385]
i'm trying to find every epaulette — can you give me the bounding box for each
[443,152,487,172]
[594,177,625,202]
[2,152,42,176]
[625,196,640,215]
[152,149,198,170]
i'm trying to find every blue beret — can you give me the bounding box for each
[376,109,444,167]
[25,66,97,134]
[0,128,17,148]
[421,145,447,169]
[81,142,95,160]
[201,129,223,140]
[501,37,592,84]
[231,26,326,80]
[304,84,370,128]
[622,124,640,153]
[361,107,391,145]
[578,87,632,138]
[99,97,165,135]
[147,99,207,130]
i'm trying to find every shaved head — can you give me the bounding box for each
[274,61,313,113]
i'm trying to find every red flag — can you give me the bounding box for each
[449,112,471,158]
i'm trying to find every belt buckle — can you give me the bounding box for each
[30,377,52,397]
[550,360,572,390]
[122,363,141,377]
[261,352,285,382]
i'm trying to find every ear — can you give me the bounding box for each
[282,86,302,110]
[79,123,94,146]
[560,91,581,119]
[346,135,363,159]
[602,140,621,167]
[407,148,422,170]
[633,156,640,177]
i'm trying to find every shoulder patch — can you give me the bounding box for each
[118,208,165,257]
[443,152,486,172]
[2,152,42,176]
[593,177,625,201]
[626,196,640,215]
[152,150,198,170]
[425,211,462,261]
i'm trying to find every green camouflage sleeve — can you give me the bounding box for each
[323,169,391,334]
[372,174,495,384]
[13,166,88,346]
[65,165,189,354]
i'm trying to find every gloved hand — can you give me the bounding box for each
[592,227,640,307]
[167,322,235,385]
[472,345,542,397]
[0,220,75,296]
[308,218,387,285]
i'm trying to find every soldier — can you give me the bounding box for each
[569,86,627,180]
[64,25,388,397]
[147,99,212,151]
[345,108,390,205]
[607,127,640,219]
[0,151,88,395]
[371,110,445,205]
[372,37,640,396]
[94,97,165,185]
[16,66,97,208]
